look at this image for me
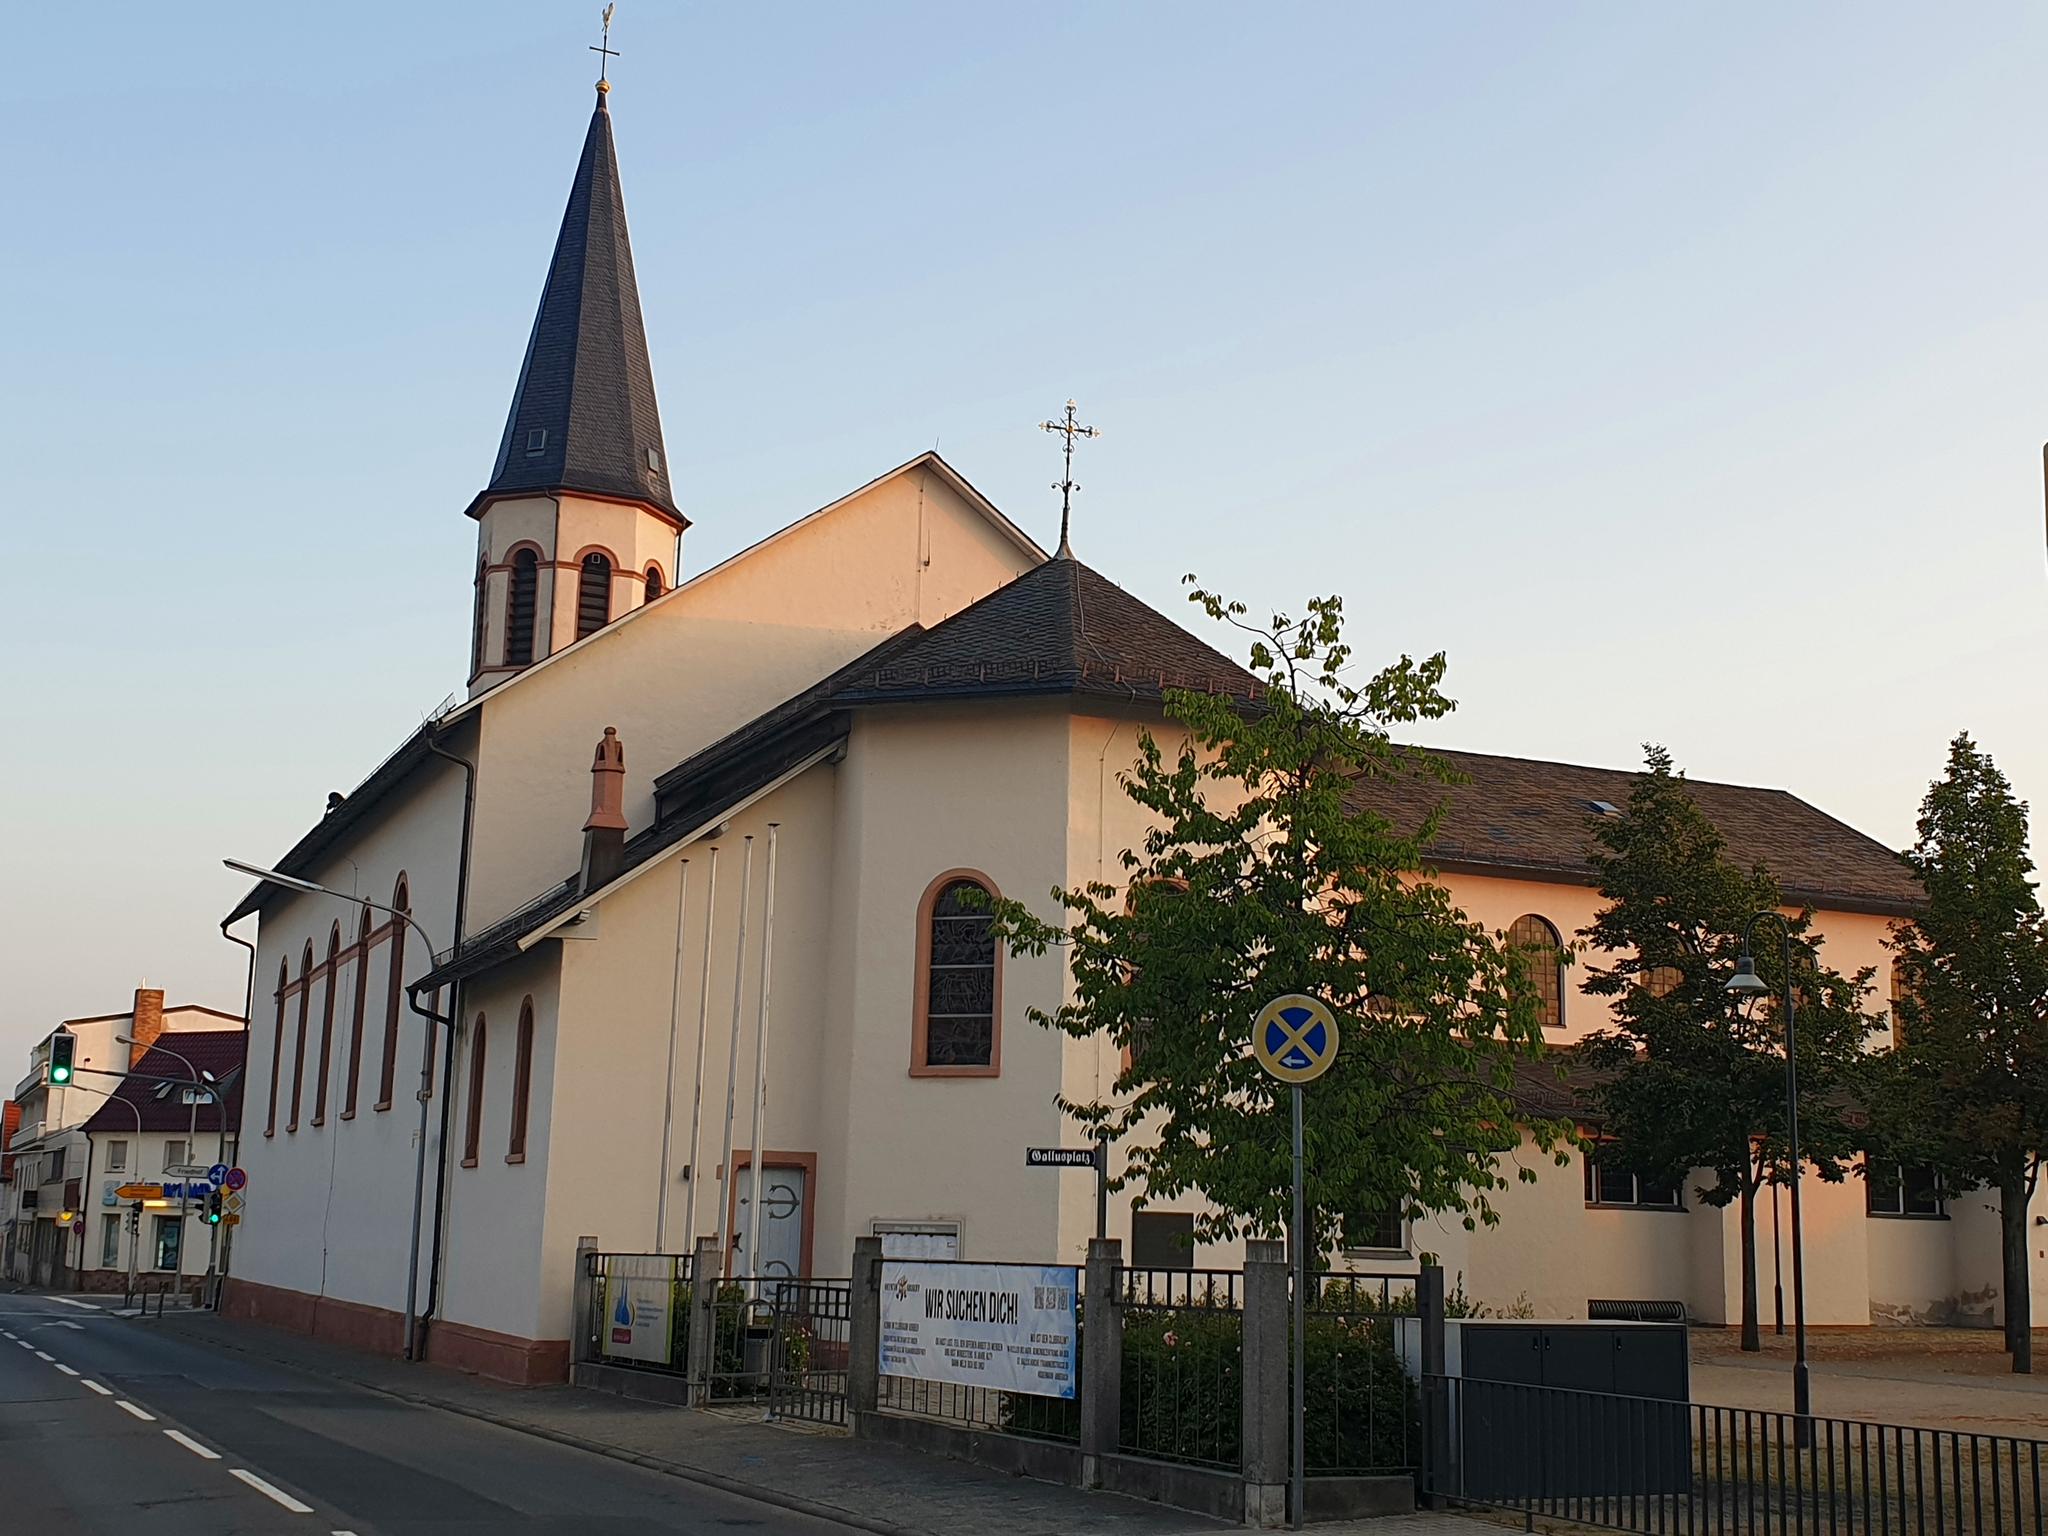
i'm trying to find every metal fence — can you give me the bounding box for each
[1117,1266,1244,1469]
[585,1250,693,1377]
[1425,1374,2048,1535]
[766,1277,853,1426]
[1303,1272,1418,1477]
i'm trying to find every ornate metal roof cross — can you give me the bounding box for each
[590,4,620,88]
[1039,398,1102,559]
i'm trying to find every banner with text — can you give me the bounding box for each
[879,1260,1078,1400]
[601,1255,676,1366]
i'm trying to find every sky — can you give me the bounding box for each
[3,4,2045,1068]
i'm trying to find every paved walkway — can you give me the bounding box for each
[123,1303,1484,1534]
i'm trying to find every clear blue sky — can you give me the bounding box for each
[4,4,2044,1063]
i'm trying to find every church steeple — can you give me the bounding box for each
[469,85,682,527]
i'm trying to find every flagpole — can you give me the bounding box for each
[711,838,754,1278]
[743,825,781,1277]
[680,844,720,1254]
[655,859,689,1252]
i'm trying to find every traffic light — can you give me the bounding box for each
[204,1190,224,1226]
[48,1032,74,1085]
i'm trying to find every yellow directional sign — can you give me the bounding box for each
[115,1183,164,1201]
[1252,994,1339,1084]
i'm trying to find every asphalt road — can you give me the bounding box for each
[0,1292,856,1534]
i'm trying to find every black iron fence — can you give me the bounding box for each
[766,1277,852,1425]
[1117,1265,1245,1469]
[1303,1272,1418,1477]
[1425,1374,2048,1535]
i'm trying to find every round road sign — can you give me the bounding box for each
[1253,994,1340,1084]
[225,1167,248,1192]
[209,1163,230,1185]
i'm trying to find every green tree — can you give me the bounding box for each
[984,582,1571,1258]
[1877,734,2048,1372]
[1578,747,1879,1351]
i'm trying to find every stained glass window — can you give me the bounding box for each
[924,879,995,1067]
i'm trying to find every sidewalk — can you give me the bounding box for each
[142,1307,1494,1535]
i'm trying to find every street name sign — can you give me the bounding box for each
[1024,1147,1098,1168]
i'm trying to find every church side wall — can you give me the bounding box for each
[232,755,468,1331]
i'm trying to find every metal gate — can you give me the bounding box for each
[766,1277,852,1426]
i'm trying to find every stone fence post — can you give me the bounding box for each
[570,1236,598,1369]
[1240,1238,1289,1527]
[847,1235,883,1426]
[688,1234,721,1406]
[1080,1236,1123,1488]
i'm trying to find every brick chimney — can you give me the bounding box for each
[581,727,628,892]
[129,987,166,1069]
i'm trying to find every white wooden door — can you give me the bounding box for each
[733,1166,807,1278]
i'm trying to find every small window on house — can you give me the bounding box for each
[1890,958,1913,1047]
[576,553,612,639]
[508,997,534,1162]
[463,1013,487,1167]
[506,549,539,667]
[100,1214,121,1268]
[164,1140,187,1171]
[646,446,662,473]
[1342,1199,1410,1254]
[1508,915,1565,1030]
[1130,1210,1196,1269]
[525,427,547,455]
[915,875,999,1071]
[107,1139,128,1172]
[644,565,663,601]
[1643,964,1683,999]
[1589,800,1623,817]
[1867,1160,1945,1218]
[1583,1152,1682,1209]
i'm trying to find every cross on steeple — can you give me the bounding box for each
[590,3,620,93]
[1039,398,1102,560]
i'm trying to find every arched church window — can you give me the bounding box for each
[313,924,339,1125]
[377,875,409,1110]
[508,997,535,1162]
[289,941,313,1131]
[463,1013,487,1168]
[577,553,612,639]
[912,872,1001,1075]
[1508,914,1565,1031]
[343,904,371,1117]
[644,565,663,602]
[506,549,539,666]
[265,958,288,1137]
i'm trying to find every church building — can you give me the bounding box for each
[221,75,2025,1384]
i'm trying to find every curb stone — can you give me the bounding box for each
[143,1313,925,1536]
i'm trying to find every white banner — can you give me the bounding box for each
[601,1255,676,1365]
[879,1260,1078,1400]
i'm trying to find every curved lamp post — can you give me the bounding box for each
[224,858,448,1361]
[1726,913,1811,1436]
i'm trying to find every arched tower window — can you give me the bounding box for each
[508,997,535,1162]
[265,958,288,1137]
[912,872,1002,1075]
[506,548,539,666]
[378,875,409,1110]
[470,555,488,676]
[463,1013,488,1167]
[289,940,313,1131]
[343,904,371,1117]
[1508,914,1565,1031]
[644,565,664,602]
[577,552,613,639]
[313,924,340,1125]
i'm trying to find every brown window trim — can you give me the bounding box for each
[312,926,339,1126]
[378,878,409,1109]
[462,1012,487,1167]
[504,1152,525,1165]
[508,996,534,1161]
[265,960,287,1138]
[909,868,1003,1079]
[343,906,371,1117]
[288,942,312,1132]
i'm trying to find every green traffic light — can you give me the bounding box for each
[48,1033,75,1085]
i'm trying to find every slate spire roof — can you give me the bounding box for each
[470,85,682,526]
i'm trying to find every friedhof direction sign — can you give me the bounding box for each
[879,1260,1078,1399]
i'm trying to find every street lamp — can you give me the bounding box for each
[1726,913,1811,1435]
[224,858,449,1361]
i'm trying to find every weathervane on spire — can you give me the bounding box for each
[1039,399,1102,560]
[591,4,619,93]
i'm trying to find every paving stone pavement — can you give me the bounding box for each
[136,1304,1499,1534]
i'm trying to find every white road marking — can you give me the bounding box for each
[13,1340,31,1350]
[165,1428,220,1460]
[33,1350,53,1361]
[51,1319,84,1330]
[116,1399,156,1421]
[229,1468,314,1514]
[81,1379,112,1395]
[54,1363,79,1377]
[50,1296,100,1311]
[1,1330,15,1339]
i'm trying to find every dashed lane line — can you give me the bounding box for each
[33,1350,53,1361]
[53,1363,79,1377]
[81,1379,111,1395]
[13,1339,31,1350]
[116,1399,156,1422]
[230,1468,314,1514]
[166,1428,222,1460]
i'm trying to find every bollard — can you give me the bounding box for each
[1240,1239,1290,1527]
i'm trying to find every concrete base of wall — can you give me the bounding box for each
[856,1409,1085,1484]
[1301,1475,1417,1521]
[219,1276,569,1385]
[1096,1451,1242,1522]
[572,1361,693,1405]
